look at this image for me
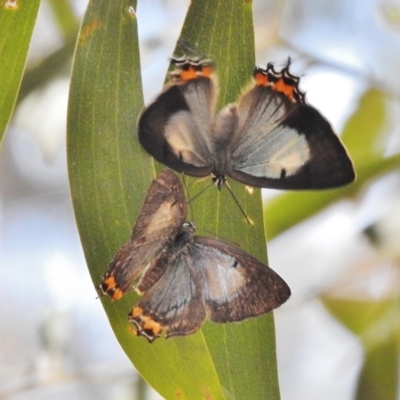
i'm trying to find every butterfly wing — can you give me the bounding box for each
[191,236,291,322]
[138,67,216,177]
[128,227,290,341]
[98,170,186,300]
[129,247,206,342]
[224,74,355,189]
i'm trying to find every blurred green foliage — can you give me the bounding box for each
[0,0,40,144]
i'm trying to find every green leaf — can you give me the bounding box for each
[18,0,79,103]
[322,297,397,341]
[264,89,394,240]
[18,36,77,103]
[174,3,281,400]
[48,0,79,40]
[323,297,400,400]
[68,0,279,399]
[68,0,281,399]
[0,0,40,146]
[355,338,398,400]
[341,89,387,160]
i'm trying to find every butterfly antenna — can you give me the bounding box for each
[187,181,215,205]
[224,181,254,225]
[181,174,195,220]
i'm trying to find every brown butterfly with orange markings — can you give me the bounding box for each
[98,170,290,342]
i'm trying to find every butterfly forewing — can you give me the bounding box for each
[228,85,355,189]
[98,170,186,300]
[138,77,215,177]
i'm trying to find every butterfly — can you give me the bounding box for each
[98,169,290,342]
[138,57,355,190]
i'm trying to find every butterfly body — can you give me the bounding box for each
[138,58,355,190]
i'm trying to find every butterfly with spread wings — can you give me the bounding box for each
[138,57,355,190]
[98,170,290,342]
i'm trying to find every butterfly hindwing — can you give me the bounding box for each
[98,170,186,300]
[130,235,206,341]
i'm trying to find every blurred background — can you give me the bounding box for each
[1,0,399,399]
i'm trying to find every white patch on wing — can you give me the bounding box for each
[236,127,310,178]
[206,258,246,300]
[164,111,211,167]
[144,202,176,236]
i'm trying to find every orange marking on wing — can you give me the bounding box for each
[130,307,163,335]
[273,79,295,101]
[102,276,124,300]
[111,289,123,301]
[131,306,143,318]
[103,276,116,289]
[179,66,198,81]
[143,318,163,335]
[199,65,214,77]
[254,71,269,86]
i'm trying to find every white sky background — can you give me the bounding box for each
[1,0,400,399]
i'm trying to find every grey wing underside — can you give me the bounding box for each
[225,86,355,189]
[105,170,186,294]
[134,251,206,338]
[138,78,216,177]
[134,236,290,337]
